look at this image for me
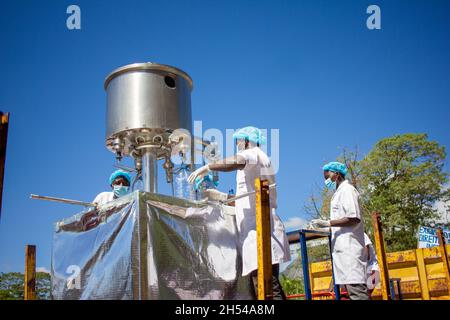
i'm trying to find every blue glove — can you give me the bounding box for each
[194,172,218,191]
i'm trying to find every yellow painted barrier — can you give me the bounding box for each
[255,178,273,300]
[309,244,450,300]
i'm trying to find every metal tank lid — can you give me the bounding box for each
[104,62,194,91]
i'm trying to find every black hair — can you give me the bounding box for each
[244,137,260,147]
[111,175,130,186]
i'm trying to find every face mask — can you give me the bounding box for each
[113,185,129,197]
[324,178,336,189]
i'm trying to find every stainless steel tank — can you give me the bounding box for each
[104,62,194,192]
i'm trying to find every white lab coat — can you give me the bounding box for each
[330,180,366,285]
[93,191,115,206]
[235,146,291,276]
[364,233,380,289]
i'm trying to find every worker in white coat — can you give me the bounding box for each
[93,170,132,206]
[364,233,380,294]
[310,161,369,300]
[188,126,291,299]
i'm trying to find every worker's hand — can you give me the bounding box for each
[204,189,228,202]
[187,164,210,184]
[310,219,331,229]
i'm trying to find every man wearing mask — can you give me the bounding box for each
[187,126,291,300]
[93,170,131,206]
[310,162,369,300]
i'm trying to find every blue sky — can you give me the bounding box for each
[0,0,449,272]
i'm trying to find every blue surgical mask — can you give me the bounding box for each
[324,178,336,189]
[113,185,129,197]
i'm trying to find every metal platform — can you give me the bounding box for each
[287,229,340,300]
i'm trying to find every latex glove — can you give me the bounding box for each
[204,189,228,202]
[306,224,330,232]
[370,270,376,285]
[187,164,210,184]
[310,219,331,229]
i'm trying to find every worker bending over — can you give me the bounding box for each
[188,126,291,300]
[310,162,369,300]
[93,170,131,206]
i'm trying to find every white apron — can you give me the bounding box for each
[93,191,115,206]
[235,147,291,276]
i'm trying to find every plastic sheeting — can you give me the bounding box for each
[51,191,253,300]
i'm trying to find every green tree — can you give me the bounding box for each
[0,272,51,300]
[360,133,448,251]
[0,272,23,300]
[304,187,332,220]
[280,275,304,298]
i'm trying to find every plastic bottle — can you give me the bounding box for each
[174,165,195,200]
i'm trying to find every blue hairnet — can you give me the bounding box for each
[233,126,266,145]
[109,170,131,185]
[322,162,348,177]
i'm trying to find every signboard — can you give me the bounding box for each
[418,226,450,248]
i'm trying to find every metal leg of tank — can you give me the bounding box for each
[142,150,158,193]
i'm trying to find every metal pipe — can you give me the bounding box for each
[389,278,402,300]
[329,234,341,300]
[131,171,142,191]
[142,150,158,193]
[299,231,312,300]
[30,194,96,207]
[136,143,166,152]
[220,183,276,204]
[113,163,136,173]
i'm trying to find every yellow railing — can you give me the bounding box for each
[309,244,450,300]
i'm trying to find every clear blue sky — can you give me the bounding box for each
[0,0,449,272]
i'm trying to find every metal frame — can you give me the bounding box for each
[389,278,403,300]
[437,228,450,295]
[287,229,340,300]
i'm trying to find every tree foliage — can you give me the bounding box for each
[280,275,304,298]
[360,133,448,251]
[281,242,331,297]
[0,272,51,300]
